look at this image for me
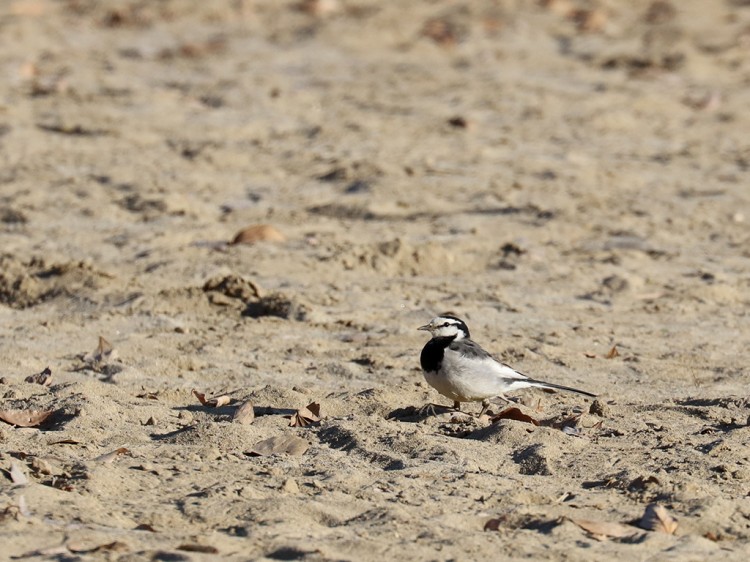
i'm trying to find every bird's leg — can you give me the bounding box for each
[478,399,491,417]
[453,401,461,411]
[419,403,452,417]
[478,395,514,417]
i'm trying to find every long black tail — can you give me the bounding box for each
[527,379,597,398]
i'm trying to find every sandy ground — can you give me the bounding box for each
[1,0,749,560]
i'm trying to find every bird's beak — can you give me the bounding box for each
[418,324,430,331]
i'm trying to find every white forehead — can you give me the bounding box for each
[428,316,468,338]
[431,316,462,326]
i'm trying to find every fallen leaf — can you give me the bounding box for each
[85,336,118,365]
[192,389,231,408]
[0,409,54,427]
[177,544,219,554]
[490,407,540,426]
[93,447,129,463]
[232,400,255,425]
[25,367,53,386]
[10,461,29,486]
[547,412,583,434]
[484,517,508,531]
[248,435,309,457]
[290,402,321,427]
[230,224,286,245]
[639,503,678,534]
[571,518,640,540]
[605,346,620,359]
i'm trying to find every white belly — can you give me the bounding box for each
[423,350,531,402]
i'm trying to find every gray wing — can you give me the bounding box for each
[448,339,595,396]
[450,338,531,382]
[449,338,494,360]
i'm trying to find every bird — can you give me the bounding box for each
[418,315,596,416]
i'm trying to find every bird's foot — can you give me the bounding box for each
[419,403,457,417]
[477,399,492,418]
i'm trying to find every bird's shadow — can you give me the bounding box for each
[385,404,457,423]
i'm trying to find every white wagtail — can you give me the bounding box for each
[419,315,596,416]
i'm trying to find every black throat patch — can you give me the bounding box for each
[420,336,456,373]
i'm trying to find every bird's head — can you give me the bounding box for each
[418,315,470,340]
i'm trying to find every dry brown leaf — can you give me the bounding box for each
[490,407,540,426]
[0,409,54,427]
[484,517,508,531]
[571,518,640,540]
[192,389,231,408]
[93,447,129,463]
[605,346,620,359]
[25,367,53,386]
[10,461,29,486]
[230,224,286,245]
[248,435,309,457]
[639,503,678,534]
[548,412,583,433]
[84,336,118,366]
[290,402,321,427]
[232,400,255,425]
